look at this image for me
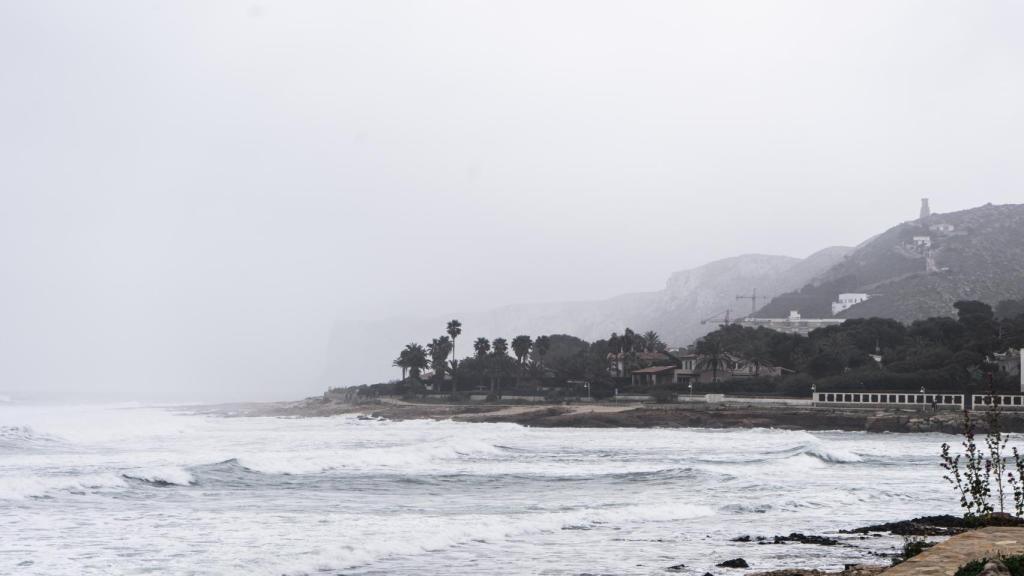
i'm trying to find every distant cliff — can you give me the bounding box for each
[756,203,1024,321]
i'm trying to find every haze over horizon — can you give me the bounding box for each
[3,1,1023,403]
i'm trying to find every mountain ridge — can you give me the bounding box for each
[756,202,1024,321]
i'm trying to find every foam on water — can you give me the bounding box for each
[0,404,977,575]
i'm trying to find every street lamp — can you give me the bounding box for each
[688,382,693,397]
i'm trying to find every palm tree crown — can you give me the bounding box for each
[492,338,509,357]
[511,335,533,364]
[400,343,429,379]
[427,336,453,378]
[473,337,491,358]
[446,319,462,360]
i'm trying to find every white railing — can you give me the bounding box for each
[972,395,1024,410]
[813,392,964,409]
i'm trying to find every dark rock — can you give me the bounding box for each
[716,558,749,568]
[666,564,686,571]
[703,573,715,576]
[843,514,973,536]
[772,532,839,546]
[731,535,752,542]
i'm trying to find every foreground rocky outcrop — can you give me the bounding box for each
[844,514,1024,537]
[746,567,884,576]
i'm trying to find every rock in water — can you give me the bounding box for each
[772,532,839,546]
[716,558,749,568]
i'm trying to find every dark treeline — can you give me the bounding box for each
[365,327,670,401]
[697,299,1024,395]
[340,299,1024,401]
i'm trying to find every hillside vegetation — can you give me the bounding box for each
[758,203,1024,321]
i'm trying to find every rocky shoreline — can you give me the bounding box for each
[214,396,1024,434]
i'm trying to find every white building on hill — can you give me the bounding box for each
[831,293,870,315]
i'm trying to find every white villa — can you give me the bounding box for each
[831,293,870,315]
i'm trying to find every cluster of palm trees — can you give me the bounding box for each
[392,320,553,394]
[607,328,666,355]
[393,320,461,386]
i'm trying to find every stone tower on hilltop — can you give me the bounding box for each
[920,198,931,220]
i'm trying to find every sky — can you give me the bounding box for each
[1,1,1022,402]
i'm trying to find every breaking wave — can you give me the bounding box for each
[123,466,196,486]
[0,425,64,452]
[0,472,126,500]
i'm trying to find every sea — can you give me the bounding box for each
[0,403,973,575]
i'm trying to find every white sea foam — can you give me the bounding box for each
[0,404,973,575]
[0,472,126,500]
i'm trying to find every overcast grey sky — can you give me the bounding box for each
[2,1,1022,402]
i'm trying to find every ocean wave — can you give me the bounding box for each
[235,437,507,475]
[803,444,863,463]
[123,466,195,486]
[0,426,64,452]
[0,472,126,500]
[696,438,863,466]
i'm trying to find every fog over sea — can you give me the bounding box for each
[1,404,968,575]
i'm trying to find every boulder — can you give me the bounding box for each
[716,558,749,568]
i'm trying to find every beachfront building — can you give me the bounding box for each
[831,293,870,316]
[672,352,783,385]
[630,365,677,388]
[738,311,845,336]
[607,351,673,378]
[987,348,1023,392]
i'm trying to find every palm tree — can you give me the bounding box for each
[492,337,509,357]
[642,331,665,352]
[392,351,409,380]
[623,328,637,353]
[446,319,462,362]
[511,335,533,388]
[746,342,773,376]
[511,335,533,365]
[695,336,728,383]
[473,337,491,359]
[401,343,429,379]
[490,338,510,394]
[533,335,551,366]
[608,333,621,354]
[427,336,453,382]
